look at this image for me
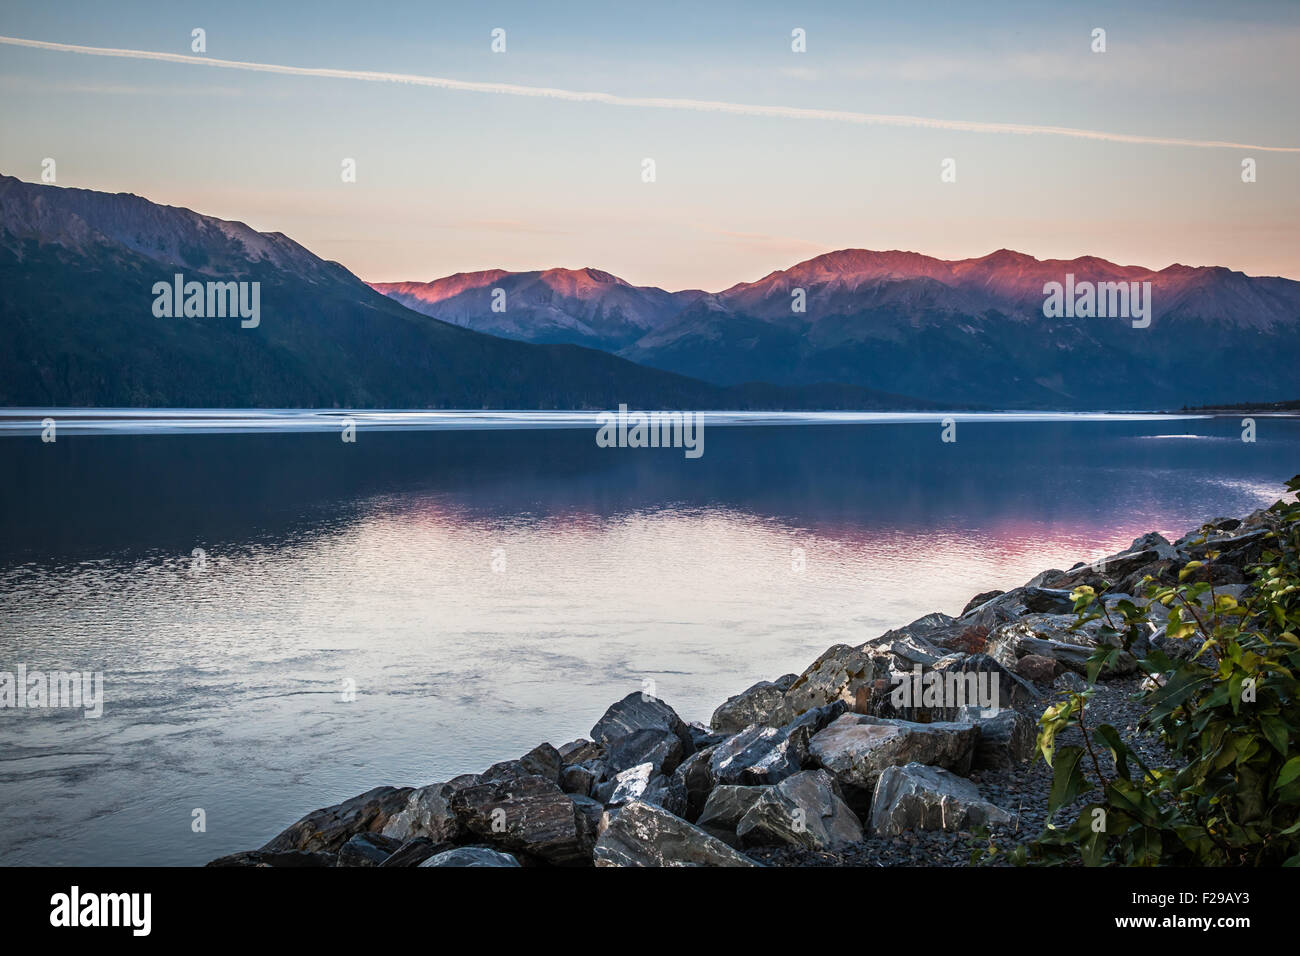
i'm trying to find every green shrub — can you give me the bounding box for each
[1017,475,1300,866]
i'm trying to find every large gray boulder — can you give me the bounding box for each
[377,837,447,867]
[591,692,694,754]
[696,785,769,844]
[601,762,687,817]
[987,618,1138,677]
[711,675,797,733]
[670,745,719,822]
[558,738,604,765]
[336,832,403,867]
[592,801,761,867]
[776,645,876,724]
[568,794,605,838]
[862,624,949,672]
[418,846,521,867]
[381,774,480,844]
[710,724,804,786]
[932,653,1038,714]
[559,763,599,797]
[870,763,1016,836]
[809,714,979,793]
[260,785,414,855]
[708,702,845,787]
[480,743,563,784]
[449,774,592,866]
[736,769,863,850]
[604,727,686,776]
[965,708,1036,769]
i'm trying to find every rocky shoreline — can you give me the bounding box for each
[208,506,1282,868]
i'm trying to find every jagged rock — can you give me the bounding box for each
[601,762,687,816]
[337,832,403,867]
[592,801,761,867]
[378,837,449,867]
[786,700,851,735]
[449,774,592,866]
[558,738,604,765]
[671,745,718,822]
[776,645,876,724]
[933,653,1037,714]
[418,846,521,867]
[736,769,863,849]
[260,785,414,855]
[602,761,652,804]
[809,714,979,796]
[965,587,1072,619]
[871,763,1015,836]
[1014,653,1059,683]
[481,743,562,784]
[1021,588,1078,614]
[605,727,686,776]
[711,675,796,733]
[986,618,1137,676]
[1128,531,1178,555]
[964,708,1036,769]
[696,785,769,844]
[961,590,1005,615]
[1116,558,1181,595]
[709,702,846,786]
[1176,519,1266,552]
[1051,535,1183,590]
[908,611,959,632]
[688,721,730,750]
[863,629,948,672]
[709,724,802,786]
[591,692,694,754]
[381,774,479,843]
[568,794,605,837]
[206,849,334,867]
[1024,568,1067,589]
[560,763,598,796]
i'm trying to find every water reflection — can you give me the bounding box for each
[0,416,1294,864]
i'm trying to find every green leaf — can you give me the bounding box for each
[1276,756,1300,790]
[1048,746,1090,816]
[1261,715,1290,757]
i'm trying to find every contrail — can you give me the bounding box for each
[3,34,1297,152]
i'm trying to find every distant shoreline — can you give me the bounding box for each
[0,408,1216,438]
[1175,401,1300,415]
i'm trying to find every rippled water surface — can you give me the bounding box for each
[1,413,1296,864]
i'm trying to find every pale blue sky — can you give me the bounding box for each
[1,0,1297,287]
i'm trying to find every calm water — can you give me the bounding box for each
[0,413,1296,865]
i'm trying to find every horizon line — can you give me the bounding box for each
[3,34,1300,153]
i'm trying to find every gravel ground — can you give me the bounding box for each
[748,677,1169,867]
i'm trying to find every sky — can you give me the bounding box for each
[1,0,1297,289]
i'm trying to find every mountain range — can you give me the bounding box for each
[374,250,1300,409]
[2,172,1296,410]
[0,175,925,410]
